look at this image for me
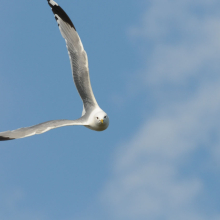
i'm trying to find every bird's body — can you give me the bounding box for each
[0,0,109,141]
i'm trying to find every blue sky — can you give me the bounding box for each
[1,0,220,219]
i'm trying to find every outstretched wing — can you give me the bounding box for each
[47,0,98,112]
[0,119,86,141]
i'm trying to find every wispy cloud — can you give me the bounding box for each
[130,0,220,86]
[100,0,220,219]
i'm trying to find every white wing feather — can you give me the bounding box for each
[0,119,86,141]
[48,0,99,112]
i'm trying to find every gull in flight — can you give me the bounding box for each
[0,0,109,141]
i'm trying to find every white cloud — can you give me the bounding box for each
[130,0,220,86]
[102,82,220,220]
[100,0,220,219]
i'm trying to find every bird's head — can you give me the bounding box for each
[94,111,109,131]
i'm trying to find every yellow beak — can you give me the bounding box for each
[101,119,104,124]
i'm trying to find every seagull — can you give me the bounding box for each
[0,0,109,141]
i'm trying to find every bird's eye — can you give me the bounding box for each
[97,117,99,119]
[104,116,107,118]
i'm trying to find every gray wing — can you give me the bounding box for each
[0,118,86,141]
[47,0,99,112]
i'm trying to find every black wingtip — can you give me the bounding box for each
[47,0,76,31]
[0,136,15,141]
